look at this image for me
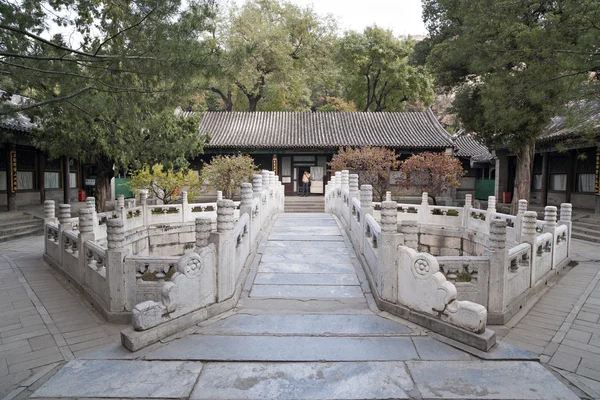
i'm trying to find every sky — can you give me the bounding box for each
[278,0,427,36]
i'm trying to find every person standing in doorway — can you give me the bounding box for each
[302,170,311,197]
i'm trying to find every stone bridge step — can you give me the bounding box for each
[32,358,579,400]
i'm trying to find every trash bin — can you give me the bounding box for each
[78,189,86,202]
[502,191,511,203]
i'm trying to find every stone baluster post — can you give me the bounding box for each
[58,204,72,263]
[559,203,572,257]
[195,217,212,250]
[385,191,392,202]
[77,208,95,284]
[86,196,98,232]
[240,183,253,219]
[58,204,71,226]
[360,184,373,254]
[544,206,558,269]
[139,189,149,227]
[252,174,264,224]
[43,200,56,254]
[117,194,126,221]
[486,220,508,314]
[486,196,497,233]
[341,170,350,226]
[334,172,342,216]
[44,200,56,224]
[399,221,418,250]
[217,191,223,201]
[380,197,400,301]
[348,174,359,226]
[462,194,472,227]
[213,199,236,301]
[253,174,263,198]
[106,219,128,312]
[262,170,271,214]
[86,197,96,212]
[269,171,276,187]
[419,192,429,224]
[181,191,188,223]
[514,199,528,243]
[521,211,537,288]
[117,195,125,209]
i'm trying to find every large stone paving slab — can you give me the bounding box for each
[258,262,355,274]
[263,245,350,255]
[250,284,364,298]
[199,314,413,336]
[254,272,360,286]
[260,253,354,264]
[31,359,203,398]
[190,361,414,399]
[411,337,472,361]
[268,234,343,241]
[145,335,420,361]
[406,360,579,399]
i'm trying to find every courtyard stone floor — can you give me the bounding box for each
[0,213,595,399]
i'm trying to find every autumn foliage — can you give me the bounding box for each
[329,146,399,201]
[398,152,466,204]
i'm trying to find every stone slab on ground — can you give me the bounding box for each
[198,314,413,336]
[144,335,420,361]
[268,234,343,241]
[250,284,364,299]
[411,337,472,361]
[31,359,203,398]
[253,272,360,286]
[258,262,355,274]
[189,361,414,400]
[406,360,579,399]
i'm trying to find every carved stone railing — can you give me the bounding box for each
[326,170,574,349]
[42,171,284,351]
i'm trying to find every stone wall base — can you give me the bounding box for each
[488,257,571,325]
[43,253,130,324]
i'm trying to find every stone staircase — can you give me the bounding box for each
[284,196,325,213]
[0,212,44,243]
[572,216,600,243]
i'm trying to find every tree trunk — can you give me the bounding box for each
[248,95,261,112]
[510,138,535,214]
[429,194,437,205]
[94,157,114,212]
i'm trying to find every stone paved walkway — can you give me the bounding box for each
[496,238,600,399]
[0,235,126,399]
[26,213,579,399]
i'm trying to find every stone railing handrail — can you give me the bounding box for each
[326,170,573,351]
[42,170,285,351]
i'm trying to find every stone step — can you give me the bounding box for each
[31,359,580,400]
[572,220,600,230]
[0,218,44,230]
[571,232,600,243]
[0,213,35,223]
[571,226,600,238]
[144,334,422,362]
[0,227,44,243]
[197,314,414,336]
[0,221,44,236]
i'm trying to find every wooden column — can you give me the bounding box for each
[566,150,575,203]
[63,155,70,204]
[7,146,17,211]
[39,153,46,202]
[540,152,549,206]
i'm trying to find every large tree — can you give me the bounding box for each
[1,0,214,210]
[339,26,435,112]
[422,0,600,209]
[207,0,337,112]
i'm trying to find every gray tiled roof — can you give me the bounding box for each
[454,134,493,162]
[538,102,600,144]
[0,93,34,133]
[195,110,455,149]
